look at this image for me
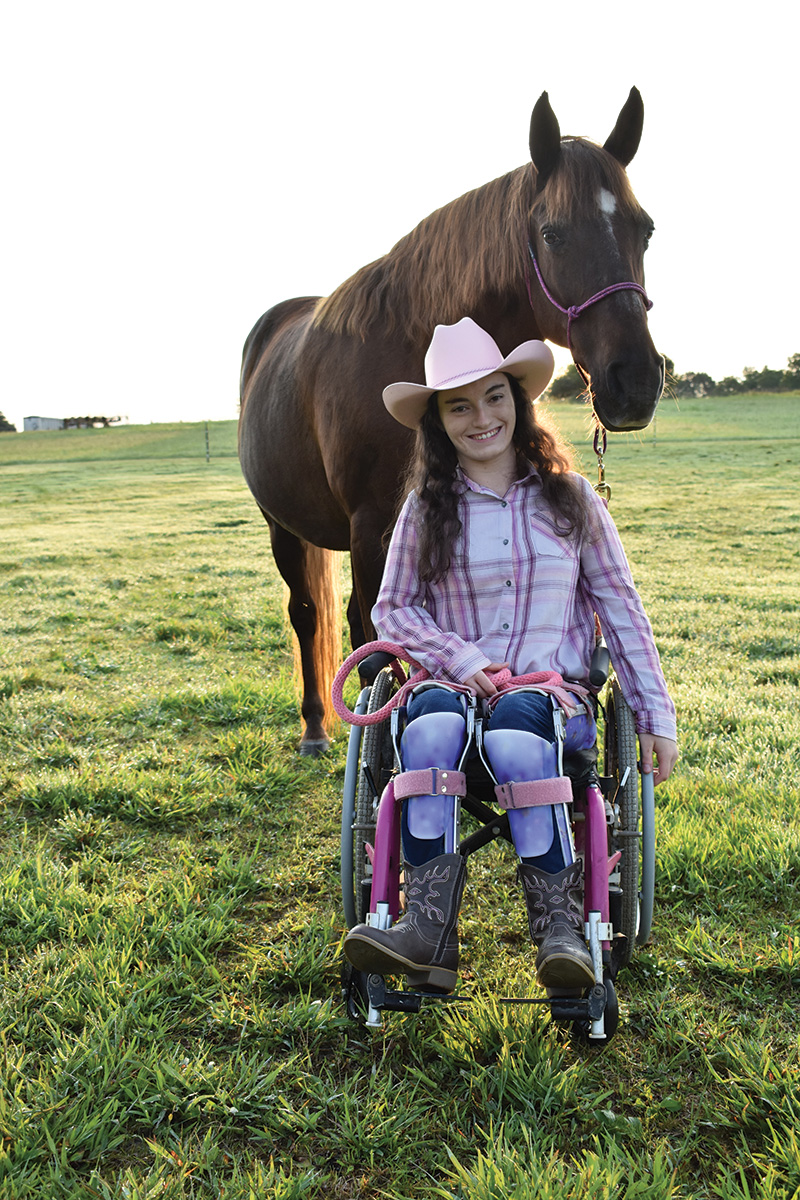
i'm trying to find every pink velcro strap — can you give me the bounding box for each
[394,768,467,800]
[494,776,573,810]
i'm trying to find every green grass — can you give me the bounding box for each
[0,401,798,1198]
[0,420,237,466]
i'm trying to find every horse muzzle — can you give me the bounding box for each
[586,354,664,432]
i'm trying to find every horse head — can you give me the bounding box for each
[527,88,663,432]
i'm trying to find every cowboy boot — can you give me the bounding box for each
[518,861,595,988]
[344,852,466,992]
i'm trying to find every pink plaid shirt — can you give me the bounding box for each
[372,466,676,741]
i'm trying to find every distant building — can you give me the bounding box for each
[24,416,65,431]
[23,415,124,431]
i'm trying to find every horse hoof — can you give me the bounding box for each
[299,738,331,758]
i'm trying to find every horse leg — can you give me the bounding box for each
[348,507,389,654]
[349,585,384,690]
[264,515,342,756]
[347,590,366,651]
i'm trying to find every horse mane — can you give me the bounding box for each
[314,138,643,347]
[538,137,642,225]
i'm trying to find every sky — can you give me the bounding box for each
[1,0,798,432]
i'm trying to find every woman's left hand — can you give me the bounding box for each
[463,662,510,699]
[638,734,678,786]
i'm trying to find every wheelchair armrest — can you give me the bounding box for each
[359,651,397,685]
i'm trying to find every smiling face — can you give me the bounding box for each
[436,372,517,480]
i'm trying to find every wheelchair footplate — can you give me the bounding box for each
[499,986,605,1021]
[365,973,468,1015]
[343,962,618,1042]
[341,963,468,1026]
[499,971,619,1043]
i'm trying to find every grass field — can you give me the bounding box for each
[0,395,798,1199]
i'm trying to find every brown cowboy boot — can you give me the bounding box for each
[518,861,595,988]
[344,853,467,993]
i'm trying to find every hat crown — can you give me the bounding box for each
[381,317,554,429]
[424,317,504,391]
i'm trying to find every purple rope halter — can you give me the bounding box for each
[526,243,653,358]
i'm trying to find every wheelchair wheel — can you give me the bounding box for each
[351,667,396,925]
[340,688,368,930]
[604,678,640,965]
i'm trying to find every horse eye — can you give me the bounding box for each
[542,229,563,248]
[644,227,654,246]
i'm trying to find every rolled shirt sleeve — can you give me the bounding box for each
[576,478,676,741]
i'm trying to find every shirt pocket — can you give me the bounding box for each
[529,521,579,600]
[530,523,577,560]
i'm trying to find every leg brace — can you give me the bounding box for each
[393,686,471,863]
[482,728,575,864]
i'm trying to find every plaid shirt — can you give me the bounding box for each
[372,466,676,740]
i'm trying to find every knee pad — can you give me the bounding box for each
[402,711,466,770]
[483,728,558,783]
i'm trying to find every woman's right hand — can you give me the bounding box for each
[639,733,678,785]
[463,662,510,699]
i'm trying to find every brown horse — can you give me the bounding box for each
[239,88,663,753]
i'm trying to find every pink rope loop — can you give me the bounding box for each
[331,643,589,727]
[330,641,428,726]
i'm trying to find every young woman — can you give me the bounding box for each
[344,317,677,994]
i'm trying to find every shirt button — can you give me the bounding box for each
[503,539,509,545]
[501,501,507,508]
[505,580,512,587]
[502,623,509,630]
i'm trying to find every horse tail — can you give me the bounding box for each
[294,542,343,734]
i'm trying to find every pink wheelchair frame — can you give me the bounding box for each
[340,661,655,1044]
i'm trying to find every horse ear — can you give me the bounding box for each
[529,91,561,192]
[603,87,644,166]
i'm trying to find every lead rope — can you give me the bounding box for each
[592,428,611,656]
[593,426,611,505]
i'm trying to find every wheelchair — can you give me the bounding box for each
[337,646,655,1044]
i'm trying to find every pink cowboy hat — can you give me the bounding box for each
[383,317,555,429]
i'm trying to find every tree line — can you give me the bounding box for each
[667,352,800,397]
[3,350,798,432]
[549,352,800,400]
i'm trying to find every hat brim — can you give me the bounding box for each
[383,340,555,430]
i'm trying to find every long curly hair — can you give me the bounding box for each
[402,376,592,583]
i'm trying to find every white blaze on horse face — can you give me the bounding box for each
[598,188,618,241]
[599,188,617,217]
[596,187,624,279]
